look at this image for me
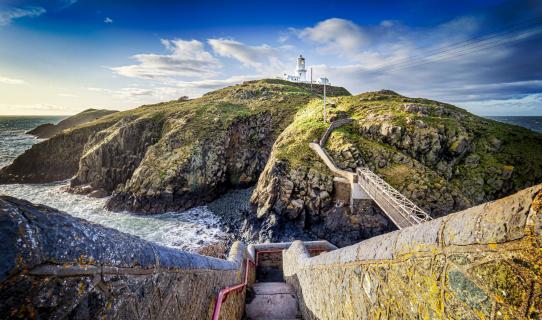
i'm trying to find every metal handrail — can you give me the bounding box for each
[211,258,255,320]
[211,242,336,320]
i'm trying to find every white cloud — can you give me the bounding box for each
[208,38,287,74]
[104,17,113,24]
[0,75,25,84]
[298,18,368,55]
[88,75,259,102]
[174,74,262,90]
[0,103,75,115]
[0,6,46,26]
[112,39,222,81]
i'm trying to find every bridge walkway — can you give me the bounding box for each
[310,123,432,229]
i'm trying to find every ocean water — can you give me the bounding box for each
[485,116,542,133]
[0,116,64,168]
[0,116,226,250]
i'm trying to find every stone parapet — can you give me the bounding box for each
[283,184,542,319]
[319,118,353,146]
[0,196,246,320]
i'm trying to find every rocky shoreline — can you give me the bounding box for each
[1,80,542,249]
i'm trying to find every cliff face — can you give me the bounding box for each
[248,90,542,245]
[70,115,166,196]
[106,111,276,212]
[27,108,117,139]
[0,79,350,213]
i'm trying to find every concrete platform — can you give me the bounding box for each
[245,282,301,319]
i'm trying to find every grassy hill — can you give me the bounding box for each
[0,79,350,213]
[250,89,542,245]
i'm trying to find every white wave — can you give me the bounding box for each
[0,182,226,251]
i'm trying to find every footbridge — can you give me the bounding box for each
[310,118,431,229]
[309,142,431,229]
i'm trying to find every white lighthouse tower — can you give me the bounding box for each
[282,54,328,84]
[296,54,307,81]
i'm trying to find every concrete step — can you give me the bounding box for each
[245,282,301,320]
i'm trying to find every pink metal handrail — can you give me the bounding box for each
[211,258,255,320]
[210,247,330,319]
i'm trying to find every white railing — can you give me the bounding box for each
[356,167,432,228]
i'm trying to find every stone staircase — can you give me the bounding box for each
[244,250,302,319]
[245,282,301,319]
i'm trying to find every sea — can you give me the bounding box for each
[0,115,540,250]
[485,116,542,133]
[0,116,226,251]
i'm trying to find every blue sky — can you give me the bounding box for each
[0,0,541,115]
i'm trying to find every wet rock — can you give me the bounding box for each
[0,195,246,320]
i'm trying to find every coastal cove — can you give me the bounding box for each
[0,111,541,250]
[0,116,235,250]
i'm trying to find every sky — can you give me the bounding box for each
[0,0,541,116]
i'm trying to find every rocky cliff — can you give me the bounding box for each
[0,195,247,320]
[248,90,542,246]
[0,79,350,212]
[2,82,541,247]
[27,108,118,139]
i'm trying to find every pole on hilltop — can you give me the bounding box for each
[323,79,327,123]
[310,67,313,92]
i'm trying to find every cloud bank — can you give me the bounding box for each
[107,3,542,115]
[112,39,222,82]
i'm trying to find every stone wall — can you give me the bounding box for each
[0,196,247,320]
[319,118,353,146]
[283,184,542,319]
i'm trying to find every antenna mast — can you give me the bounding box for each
[310,67,313,92]
[323,79,327,123]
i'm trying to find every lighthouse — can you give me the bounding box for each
[296,54,307,81]
[281,54,329,84]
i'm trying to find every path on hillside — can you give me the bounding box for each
[311,120,432,229]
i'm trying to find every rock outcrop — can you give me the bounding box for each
[283,184,542,319]
[248,90,542,246]
[27,108,117,139]
[0,80,350,214]
[0,196,247,320]
[106,112,276,212]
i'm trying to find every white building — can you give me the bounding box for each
[317,77,330,85]
[282,54,330,85]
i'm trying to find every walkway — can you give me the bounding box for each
[311,120,431,229]
[245,281,300,319]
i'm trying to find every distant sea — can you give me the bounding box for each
[0,116,226,250]
[485,116,542,133]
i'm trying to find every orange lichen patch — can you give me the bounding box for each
[77,255,96,265]
[78,282,86,295]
